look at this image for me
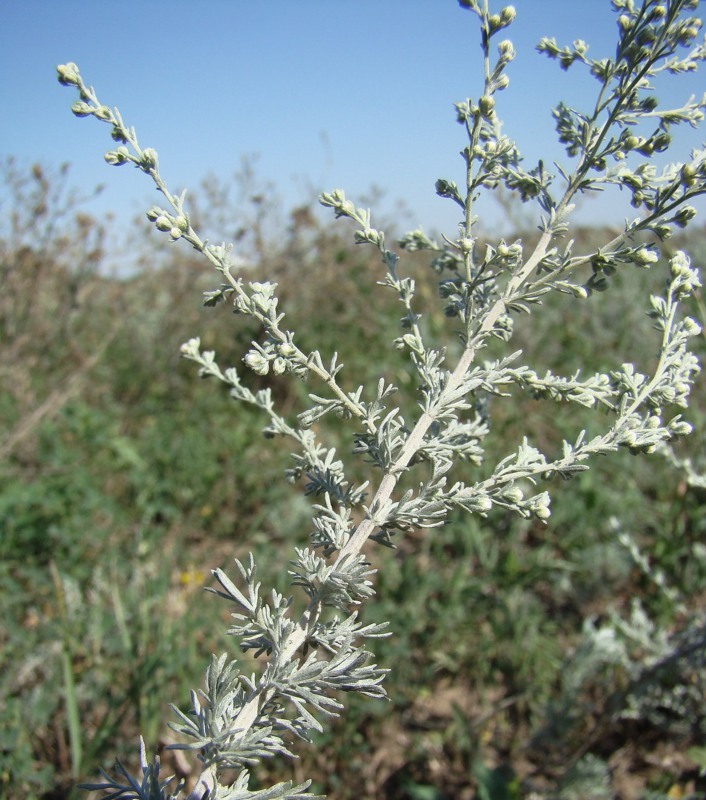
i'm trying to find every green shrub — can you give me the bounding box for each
[5,1,706,797]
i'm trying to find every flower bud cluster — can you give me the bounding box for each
[56,62,80,86]
[59,62,162,179]
[536,37,591,70]
[497,39,516,64]
[243,341,291,377]
[669,252,701,298]
[146,206,189,241]
[104,146,131,166]
[319,189,357,219]
[487,6,516,35]
[527,492,551,520]
[489,239,523,268]
[619,419,668,455]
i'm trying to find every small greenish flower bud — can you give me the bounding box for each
[488,14,502,30]
[71,101,93,117]
[104,146,130,166]
[680,164,697,187]
[494,74,510,90]
[674,206,697,228]
[669,251,690,275]
[272,357,288,375]
[141,148,158,169]
[479,95,496,117]
[500,6,516,24]
[623,431,639,449]
[169,227,182,240]
[617,14,631,31]
[669,418,693,436]
[650,5,666,19]
[645,415,661,430]
[94,105,113,122]
[155,215,172,231]
[497,243,510,258]
[633,247,658,266]
[676,280,696,298]
[56,62,80,86]
[503,486,524,504]
[279,342,296,357]
[498,40,515,60]
[470,495,493,514]
[110,126,127,143]
[525,492,551,520]
[179,337,200,357]
[244,350,270,376]
[661,386,677,403]
[175,215,189,232]
[534,504,551,521]
[681,25,700,43]
[146,206,164,221]
[682,316,701,337]
[564,283,589,300]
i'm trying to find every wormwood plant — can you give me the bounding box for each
[57,0,706,797]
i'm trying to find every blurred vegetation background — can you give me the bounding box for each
[1,155,705,800]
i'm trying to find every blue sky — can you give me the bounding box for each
[3,1,705,244]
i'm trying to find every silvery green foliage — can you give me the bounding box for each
[562,599,706,737]
[547,516,706,742]
[57,0,706,797]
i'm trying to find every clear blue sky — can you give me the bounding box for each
[2,1,705,244]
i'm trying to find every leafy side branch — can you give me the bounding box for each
[57,0,705,798]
